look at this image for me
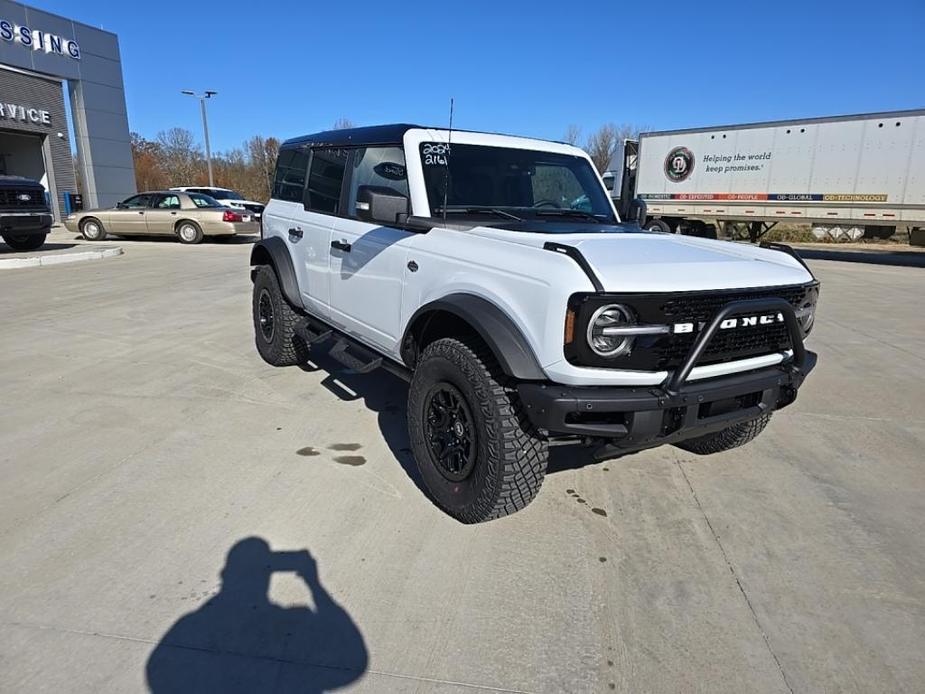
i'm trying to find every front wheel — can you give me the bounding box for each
[408,337,549,523]
[675,413,772,455]
[80,218,106,241]
[2,233,46,251]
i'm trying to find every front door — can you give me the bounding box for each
[145,193,182,234]
[109,193,153,235]
[327,146,414,353]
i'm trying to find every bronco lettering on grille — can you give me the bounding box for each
[672,312,784,334]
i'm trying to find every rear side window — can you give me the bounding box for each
[272,148,310,203]
[189,193,221,208]
[345,146,408,218]
[305,148,348,214]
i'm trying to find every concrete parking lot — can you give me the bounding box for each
[1,236,923,693]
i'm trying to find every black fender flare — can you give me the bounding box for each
[402,294,547,381]
[249,237,303,308]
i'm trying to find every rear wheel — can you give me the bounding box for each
[252,265,308,367]
[2,233,46,251]
[675,413,772,455]
[408,337,549,523]
[176,221,204,244]
[645,218,672,233]
[80,218,106,241]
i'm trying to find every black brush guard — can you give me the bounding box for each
[518,298,815,453]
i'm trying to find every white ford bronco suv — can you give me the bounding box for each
[251,124,818,523]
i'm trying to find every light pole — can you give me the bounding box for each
[181,89,217,187]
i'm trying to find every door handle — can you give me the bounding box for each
[170,211,177,215]
[138,211,145,215]
[331,240,352,253]
[288,227,303,239]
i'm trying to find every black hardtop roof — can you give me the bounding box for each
[282,124,424,149]
[281,123,569,150]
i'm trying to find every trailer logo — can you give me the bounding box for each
[665,147,694,182]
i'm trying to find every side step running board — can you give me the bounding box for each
[295,315,405,378]
[328,338,383,375]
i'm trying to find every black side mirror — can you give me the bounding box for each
[356,185,409,225]
[628,197,647,227]
[116,202,127,209]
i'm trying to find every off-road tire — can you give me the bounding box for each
[646,218,672,233]
[2,233,46,251]
[252,265,308,367]
[408,337,549,523]
[675,413,772,455]
[80,218,106,241]
[176,221,204,244]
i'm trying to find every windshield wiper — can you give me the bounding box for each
[437,206,524,222]
[535,209,606,223]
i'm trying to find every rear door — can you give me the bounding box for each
[264,146,338,319]
[327,146,415,352]
[144,193,182,234]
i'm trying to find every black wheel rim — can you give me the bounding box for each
[423,383,477,482]
[257,288,275,342]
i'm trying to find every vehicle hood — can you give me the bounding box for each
[464,226,813,292]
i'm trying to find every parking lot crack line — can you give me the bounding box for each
[2,620,532,693]
[676,461,795,694]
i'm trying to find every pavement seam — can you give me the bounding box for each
[3,620,533,693]
[675,461,796,694]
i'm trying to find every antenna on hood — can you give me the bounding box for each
[441,97,454,226]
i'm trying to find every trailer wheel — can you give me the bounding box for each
[646,219,672,234]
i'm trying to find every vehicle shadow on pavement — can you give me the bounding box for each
[299,345,611,487]
[145,537,368,693]
[299,346,428,496]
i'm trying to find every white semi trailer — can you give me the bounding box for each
[605,109,925,245]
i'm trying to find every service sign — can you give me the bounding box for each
[0,19,80,59]
[0,101,52,126]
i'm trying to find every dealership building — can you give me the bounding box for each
[0,0,135,221]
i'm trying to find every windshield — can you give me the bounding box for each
[419,142,616,224]
[206,188,242,200]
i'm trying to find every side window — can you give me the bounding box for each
[272,148,310,203]
[305,148,348,214]
[345,146,408,218]
[156,194,180,209]
[122,194,152,209]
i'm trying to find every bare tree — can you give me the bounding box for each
[584,123,642,173]
[156,128,203,185]
[332,118,355,130]
[246,135,280,202]
[563,124,582,146]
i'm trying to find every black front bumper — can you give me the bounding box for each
[519,296,817,454]
[519,352,815,451]
[0,213,53,234]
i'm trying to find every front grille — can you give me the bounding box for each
[0,188,46,209]
[654,285,810,369]
[566,283,817,372]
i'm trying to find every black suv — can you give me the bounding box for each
[0,176,52,251]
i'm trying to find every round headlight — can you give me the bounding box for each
[587,304,635,357]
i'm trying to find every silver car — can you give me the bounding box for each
[64,190,259,244]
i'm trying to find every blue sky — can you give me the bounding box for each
[32,0,925,153]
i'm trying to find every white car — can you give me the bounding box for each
[170,186,265,218]
[250,124,819,523]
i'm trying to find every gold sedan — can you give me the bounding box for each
[63,190,260,244]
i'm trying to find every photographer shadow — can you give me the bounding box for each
[146,537,368,693]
